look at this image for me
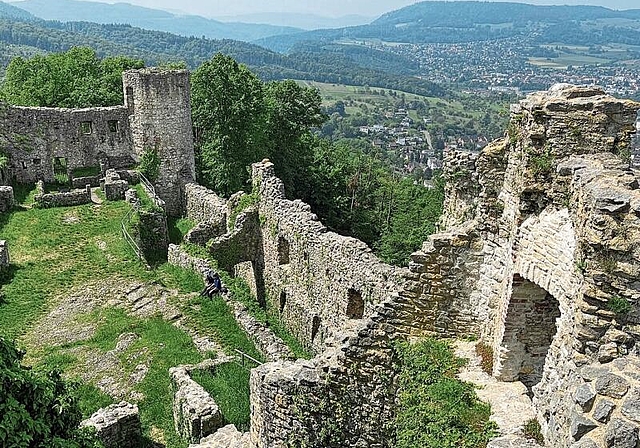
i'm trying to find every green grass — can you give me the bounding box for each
[72,166,101,178]
[184,294,264,362]
[0,196,152,339]
[133,183,162,212]
[167,217,196,245]
[191,363,251,431]
[394,338,497,448]
[0,186,263,447]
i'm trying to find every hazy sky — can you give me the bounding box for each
[78,0,639,17]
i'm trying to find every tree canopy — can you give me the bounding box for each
[0,47,143,107]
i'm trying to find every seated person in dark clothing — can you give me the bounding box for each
[201,270,223,298]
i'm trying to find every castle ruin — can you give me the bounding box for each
[2,69,639,448]
[0,68,195,215]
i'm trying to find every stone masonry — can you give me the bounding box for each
[80,401,141,448]
[0,68,195,216]
[423,85,640,447]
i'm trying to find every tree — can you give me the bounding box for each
[264,80,325,200]
[0,337,102,448]
[0,47,143,108]
[191,53,268,196]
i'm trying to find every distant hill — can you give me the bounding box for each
[0,14,445,98]
[8,0,304,42]
[0,0,33,20]
[215,13,374,30]
[256,1,640,52]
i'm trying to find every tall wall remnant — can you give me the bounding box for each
[426,85,640,447]
[123,69,195,216]
[0,68,195,216]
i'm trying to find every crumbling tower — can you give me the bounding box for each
[122,68,195,215]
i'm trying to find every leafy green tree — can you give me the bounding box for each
[191,53,268,196]
[264,80,325,199]
[0,337,102,448]
[1,47,143,107]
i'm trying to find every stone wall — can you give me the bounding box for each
[123,69,195,216]
[171,360,226,444]
[0,186,14,212]
[0,105,132,184]
[33,181,92,208]
[250,161,406,353]
[427,85,640,447]
[184,183,227,225]
[80,402,141,448]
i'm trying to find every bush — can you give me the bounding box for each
[0,337,103,448]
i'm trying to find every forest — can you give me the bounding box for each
[0,48,444,266]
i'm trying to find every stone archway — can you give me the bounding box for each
[496,274,560,391]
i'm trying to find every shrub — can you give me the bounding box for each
[138,146,161,182]
[0,337,103,448]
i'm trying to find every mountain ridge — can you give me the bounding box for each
[7,0,304,42]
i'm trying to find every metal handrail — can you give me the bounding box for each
[121,206,142,259]
[234,348,263,369]
[138,172,163,208]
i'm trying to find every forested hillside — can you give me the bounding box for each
[0,12,444,97]
[256,1,640,51]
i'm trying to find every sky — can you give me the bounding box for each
[77,0,639,18]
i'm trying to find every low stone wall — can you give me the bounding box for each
[72,175,101,189]
[229,300,295,362]
[185,218,227,246]
[34,181,91,208]
[103,169,129,201]
[171,359,226,444]
[80,401,141,448]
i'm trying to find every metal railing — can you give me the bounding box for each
[234,348,263,369]
[121,206,142,260]
[138,172,164,208]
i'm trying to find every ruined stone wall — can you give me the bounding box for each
[251,161,406,353]
[0,105,132,184]
[429,85,640,447]
[123,69,195,216]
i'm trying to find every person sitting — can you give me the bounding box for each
[200,270,223,298]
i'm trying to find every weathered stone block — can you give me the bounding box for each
[171,365,224,443]
[595,374,630,399]
[593,399,615,423]
[80,401,141,448]
[574,383,597,411]
[604,418,639,448]
[0,186,14,212]
[571,413,598,441]
[0,240,9,268]
[621,387,640,423]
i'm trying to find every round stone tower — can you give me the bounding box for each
[122,68,195,216]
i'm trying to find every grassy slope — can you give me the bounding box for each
[0,187,262,447]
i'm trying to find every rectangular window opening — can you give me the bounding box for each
[80,121,93,135]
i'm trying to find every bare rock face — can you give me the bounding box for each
[80,402,141,448]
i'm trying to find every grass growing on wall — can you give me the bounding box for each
[394,338,497,448]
